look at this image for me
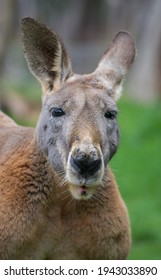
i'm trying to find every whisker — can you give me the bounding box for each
[53,188,70,202]
[60,177,68,187]
[65,197,74,209]
[56,170,66,177]
[92,194,104,206]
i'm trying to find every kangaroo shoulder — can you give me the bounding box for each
[0,111,17,128]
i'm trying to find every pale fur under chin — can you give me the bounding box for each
[69,185,96,200]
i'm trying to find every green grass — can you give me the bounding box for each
[110,98,161,259]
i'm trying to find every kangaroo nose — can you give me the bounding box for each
[70,155,102,175]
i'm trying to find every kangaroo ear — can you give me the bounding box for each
[21,17,73,93]
[95,31,136,100]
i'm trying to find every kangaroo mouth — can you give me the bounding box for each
[77,185,89,197]
[69,183,97,200]
[80,185,88,194]
[66,167,104,200]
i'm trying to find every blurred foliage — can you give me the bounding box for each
[35,0,69,16]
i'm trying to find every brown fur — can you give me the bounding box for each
[0,18,136,259]
[0,111,16,127]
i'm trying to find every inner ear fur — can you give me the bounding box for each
[95,31,136,100]
[21,17,73,92]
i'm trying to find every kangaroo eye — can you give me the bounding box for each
[51,108,65,117]
[104,110,117,120]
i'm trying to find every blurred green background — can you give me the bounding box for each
[0,0,161,260]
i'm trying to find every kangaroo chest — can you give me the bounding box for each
[17,202,108,260]
[46,207,105,260]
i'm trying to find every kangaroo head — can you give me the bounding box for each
[21,17,135,200]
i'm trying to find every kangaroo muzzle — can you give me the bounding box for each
[66,137,104,194]
[70,143,102,176]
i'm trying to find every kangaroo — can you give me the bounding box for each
[0,17,135,259]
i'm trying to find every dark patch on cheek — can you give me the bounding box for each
[102,122,120,164]
[109,126,120,160]
[45,147,49,156]
[47,138,56,146]
[43,124,48,131]
[116,126,120,142]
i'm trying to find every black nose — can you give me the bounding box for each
[70,155,102,175]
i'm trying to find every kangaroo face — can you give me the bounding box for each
[21,18,135,200]
[37,78,119,199]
